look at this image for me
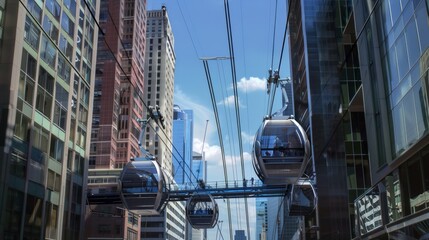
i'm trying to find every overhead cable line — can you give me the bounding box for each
[223,0,250,238]
[239,0,251,135]
[203,59,234,240]
[83,0,198,186]
[277,1,292,73]
[202,60,229,192]
[215,60,238,183]
[267,1,291,117]
[216,60,241,229]
[270,0,279,70]
[176,1,200,58]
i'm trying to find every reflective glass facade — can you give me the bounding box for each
[288,0,354,238]
[172,105,193,184]
[354,0,429,238]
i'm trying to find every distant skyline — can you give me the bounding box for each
[147,1,290,239]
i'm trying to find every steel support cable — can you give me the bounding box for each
[267,1,291,117]
[223,0,245,180]
[239,0,251,135]
[203,59,233,240]
[147,124,198,189]
[277,1,292,73]
[216,61,238,185]
[203,60,229,188]
[216,60,242,229]
[270,0,279,70]
[176,1,200,58]
[223,0,250,238]
[83,0,199,186]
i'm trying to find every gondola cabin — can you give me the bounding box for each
[288,181,316,216]
[186,193,219,229]
[119,160,167,215]
[252,117,310,185]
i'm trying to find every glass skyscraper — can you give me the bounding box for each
[353,0,429,238]
[0,0,99,239]
[173,105,194,185]
[287,0,429,239]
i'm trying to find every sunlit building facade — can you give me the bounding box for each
[84,0,147,239]
[0,0,99,239]
[141,6,186,240]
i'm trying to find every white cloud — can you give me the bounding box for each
[194,138,256,180]
[217,95,246,108]
[217,95,235,106]
[193,138,258,239]
[237,76,266,92]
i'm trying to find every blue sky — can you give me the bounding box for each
[147,0,290,238]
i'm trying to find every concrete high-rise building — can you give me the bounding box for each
[141,6,186,240]
[192,151,206,183]
[0,0,99,239]
[144,5,175,175]
[85,0,147,239]
[173,105,193,184]
[353,0,429,239]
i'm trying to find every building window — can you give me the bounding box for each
[23,194,43,237]
[14,111,31,142]
[63,0,77,16]
[24,16,41,50]
[78,104,88,125]
[27,0,42,22]
[127,228,138,240]
[59,34,73,61]
[50,135,64,162]
[47,169,61,192]
[42,15,59,43]
[36,67,54,118]
[18,71,35,106]
[57,55,71,82]
[45,0,61,21]
[32,123,49,154]
[61,12,74,37]
[40,35,57,68]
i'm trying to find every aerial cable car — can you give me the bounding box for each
[252,72,310,185]
[118,106,167,215]
[288,179,317,216]
[186,193,219,229]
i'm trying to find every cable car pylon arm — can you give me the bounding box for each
[272,77,291,118]
[135,105,165,161]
